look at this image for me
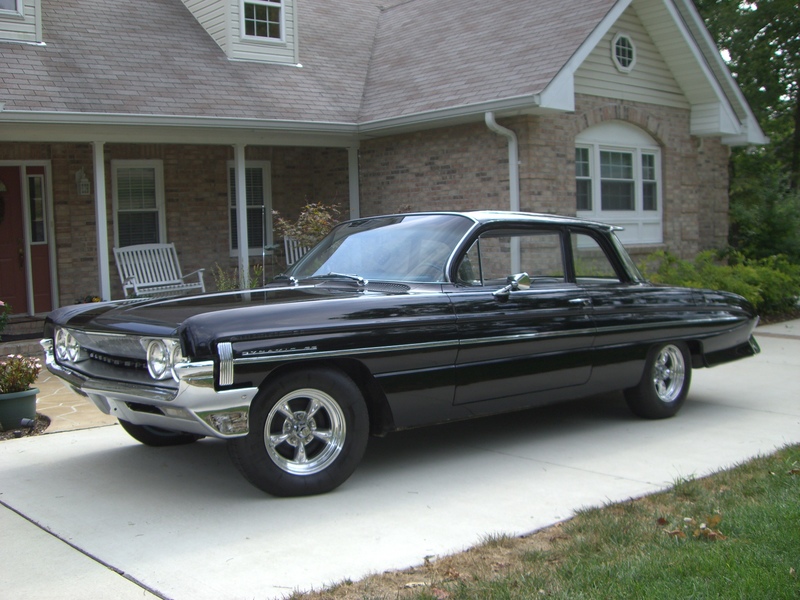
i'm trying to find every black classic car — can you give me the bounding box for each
[42,212,760,496]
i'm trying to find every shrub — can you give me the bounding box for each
[273,202,340,249]
[0,354,42,394]
[211,263,265,292]
[0,301,9,341]
[640,250,800,316]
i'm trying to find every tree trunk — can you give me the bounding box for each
[792,85,800,191]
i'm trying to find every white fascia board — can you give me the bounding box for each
[538,0,633,111]
[0,110,355,133]
[0,110,360,146]
[668,0,766,145]
[356,94,545,137]
[722,115,770,146]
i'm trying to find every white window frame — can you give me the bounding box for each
[111,160,167,248]
[227,161,273,257]
[240,0,284,43]
[576,123,662,245]
[0,0,21,15]
[612,32,636,73]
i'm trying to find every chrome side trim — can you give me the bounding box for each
[233,328,596,365]
[233,339,458,365]
[231,316,743,366]
[218,342,234,386]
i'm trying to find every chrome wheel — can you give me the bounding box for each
[625,342,692,419]
[265,388,347,475]
[651,344,686,404]
[229,368,369,496]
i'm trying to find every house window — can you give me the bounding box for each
[576,122,662,245]
[0,0,19,13]
[612,33,636,73]
[112,161,166,248]
[576,147,592,211]
[242,0,283,41]
[27,174,46,244]
[228,162,272,255]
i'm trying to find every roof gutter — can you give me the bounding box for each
[485,111,521,273]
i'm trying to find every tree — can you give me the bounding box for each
[694,0,800,261]
[694,0,800,188]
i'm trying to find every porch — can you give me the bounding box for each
[0,135,361,316]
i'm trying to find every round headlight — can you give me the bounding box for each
[55,328,70,361]
[170,343,187,382]
[67,334,81,362]
[146,340,171,380]
[55,328,82,363]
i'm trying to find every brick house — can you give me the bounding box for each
[0,0,765,316]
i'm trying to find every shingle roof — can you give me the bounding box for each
[359,0,615,122]
[0,0,611,125]
[2,0,382,122]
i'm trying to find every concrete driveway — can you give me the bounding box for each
[1,321,799,599]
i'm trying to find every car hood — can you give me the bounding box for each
[47,281,387,336]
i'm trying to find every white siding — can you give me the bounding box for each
[575,4,689,109]
[180,0,298,65]
[229,0,298,65]
[182,0,228,51]
[0,0,41,44]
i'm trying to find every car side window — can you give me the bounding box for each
[457,230,566,286]
[571,233,621,284]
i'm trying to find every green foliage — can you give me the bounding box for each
[695,0,799,187]
[640,250,800,315]
[728,154,800,262]
[211,263,265,291]
[0,300,10,341]
[0,354,42,394]
[694,1,800,260]
[273,202,341,249]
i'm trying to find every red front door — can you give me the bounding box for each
[0,167,27,315]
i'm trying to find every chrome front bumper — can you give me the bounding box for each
[41,339,258,438]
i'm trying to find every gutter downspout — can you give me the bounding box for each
[485,112,521,273]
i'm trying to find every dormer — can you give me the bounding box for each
[181,0,300,66]
[0,0,44,45]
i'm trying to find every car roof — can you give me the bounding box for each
[348,210,620,232]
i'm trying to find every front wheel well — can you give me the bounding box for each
[256,359,396,436]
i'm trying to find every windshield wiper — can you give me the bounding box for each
[316,272,369,287]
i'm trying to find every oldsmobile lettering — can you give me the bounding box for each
[242,346,319,357]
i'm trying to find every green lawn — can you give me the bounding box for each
[294,444,800,599]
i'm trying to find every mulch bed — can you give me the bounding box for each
[0,413,51,441]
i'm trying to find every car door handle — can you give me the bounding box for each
[569,298,592,307]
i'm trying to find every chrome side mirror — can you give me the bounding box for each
[493,272,530,300]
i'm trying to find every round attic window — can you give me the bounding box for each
[612,33,636,73]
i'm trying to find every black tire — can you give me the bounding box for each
[118,419,204,446]
[624,342,691,419]
[228,368,369,497]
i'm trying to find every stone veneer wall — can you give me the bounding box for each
[359,94,731,261]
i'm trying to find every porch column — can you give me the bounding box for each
[348,145,360,219]
[92,141,112,301]
[233,144,249,288]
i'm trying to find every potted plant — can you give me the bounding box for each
[0,353,42,431]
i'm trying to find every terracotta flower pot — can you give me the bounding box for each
[0,387,39,431]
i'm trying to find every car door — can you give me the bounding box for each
[567,229,696,390]
[448,226,595,407]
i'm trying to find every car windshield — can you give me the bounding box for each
[287,214,475,283]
